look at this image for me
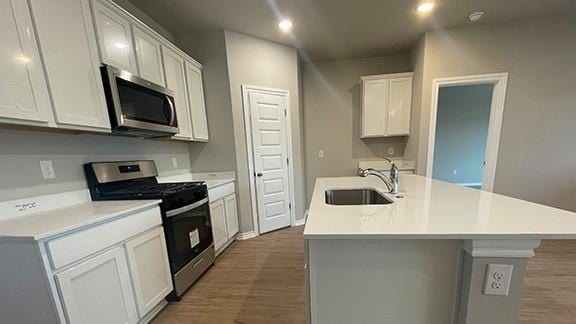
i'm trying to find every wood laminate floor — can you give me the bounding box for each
[153,227,576,324]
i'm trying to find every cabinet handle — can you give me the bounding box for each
[256,173,263,177]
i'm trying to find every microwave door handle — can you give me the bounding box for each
[166,96,176,126]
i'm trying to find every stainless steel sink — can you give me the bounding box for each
[325,189,393,205]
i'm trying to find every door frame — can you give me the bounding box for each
[242,85,297,236]
[425,73,509,192]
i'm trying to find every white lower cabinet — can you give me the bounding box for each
[224,194,239,240]
[56,246,139,324]
[210,199,228,252]
[208,182,239,255]
[125,227,173,317]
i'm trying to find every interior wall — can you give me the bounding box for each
[301,55,411,203]
[404,36,426,164]
[410,15,576,211]
[0,130,192,202]
[176,30,237,172]
[224,30,306,233]
[432,84,493,184]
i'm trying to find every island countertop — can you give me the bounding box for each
[303,175,576,239]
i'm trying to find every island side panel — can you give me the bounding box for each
[307,238,462,324]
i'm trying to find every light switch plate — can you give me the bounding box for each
[39,160,56,179]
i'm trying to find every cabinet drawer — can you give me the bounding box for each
[208,182,235,202]
[47,206,162,270]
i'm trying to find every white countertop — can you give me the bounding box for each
[0,200,161,240]
[304,175,576,239]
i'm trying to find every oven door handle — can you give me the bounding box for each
[166,198,209,218]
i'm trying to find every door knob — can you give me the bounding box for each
[256,173,263,177]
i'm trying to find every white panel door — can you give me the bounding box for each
[0,0,53,125]
[210,199,228,251]
[30,0,110,130]
[92,0,137,73]
[387,77,412,136]
[162,46,192,140]
[224,194,239,239]
[362,79,388,137]
[184,61,209,141]
[133,26,165,86]
[56,246,138,324]
[248,91,291,234]
[125,227,172,317]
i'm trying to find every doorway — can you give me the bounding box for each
[242,85,296,234]
[426,73,508,191]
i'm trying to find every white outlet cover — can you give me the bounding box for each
[39,160,56,179]
[172,157,178,168]
[388,147,394,155]
[484,264,514,296]
[318,150,324,158]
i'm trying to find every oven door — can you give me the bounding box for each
[101,65,179,136]
[163,198,213,273]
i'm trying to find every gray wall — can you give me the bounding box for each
[0,130,192,201]
[409,15,576,212]
[301,56,411,203]
[176,30,237,172]
[224,31,306,232]
[432,85,493,184]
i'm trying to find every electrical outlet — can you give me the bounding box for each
[388,147,394,156]
[39,160,56,179]
[172,157,178,168]
[484,264,514,296]
[452,169,457,175]
[318,150,324,158]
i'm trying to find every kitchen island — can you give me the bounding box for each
[304,175,576,324]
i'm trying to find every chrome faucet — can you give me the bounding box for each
[359,157,399,194]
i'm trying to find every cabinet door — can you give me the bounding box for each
[0,0,53,125]
[387,77,412,136]
[56,247,138,324]
[30,0,110,131]
[209,199,228,251]
[162,45,193,140]
[92,0,137,74]
[133,26,165,86]
[125,227,172,317]
[184,61,209,141]
[224,194,239,239]
[362,79,388,137]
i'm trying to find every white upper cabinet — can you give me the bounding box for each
[30,0,110,131]
[162,45,193,140]
[0,0,53,126]
[361,72,413,138]
[184,61,209,141]
[133,26,165,86]
[92,0,137,74]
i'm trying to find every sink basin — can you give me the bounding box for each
[325,189,393,205]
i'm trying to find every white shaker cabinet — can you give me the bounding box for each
[56,246,139,324]
[133,26,165,86]
[162,45,193,140]
[210,199,228,252]
[184,61,209,141]
[0,0,53,126]
[360,72,413,138]
[224,194,239,239]
[92,0,137,74]
[125,227,173,317]
[30,0,111,131]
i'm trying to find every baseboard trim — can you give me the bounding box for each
[294,218,306,227]
[236,231,257,240]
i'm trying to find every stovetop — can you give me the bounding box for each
[99,181,206,200]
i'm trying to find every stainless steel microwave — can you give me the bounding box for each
[100,65,179,138]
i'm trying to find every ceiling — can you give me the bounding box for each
[129,0,576,62]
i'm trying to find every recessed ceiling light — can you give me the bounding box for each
[469,11,484,23]
[416,2,435,13]
[278,19,293,32]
